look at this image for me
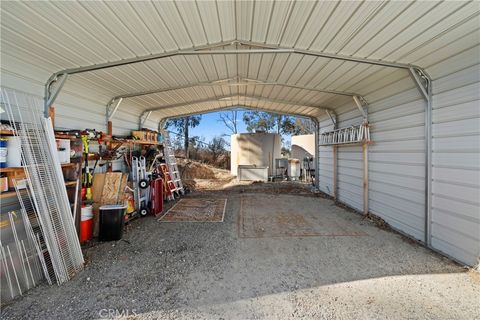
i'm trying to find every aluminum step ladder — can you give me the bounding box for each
[161,130,184,195]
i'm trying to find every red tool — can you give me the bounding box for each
[160,163,175,201]
[150,177,163,216]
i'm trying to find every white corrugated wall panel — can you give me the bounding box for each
[335,103,364,212]
[429,51,480,266]
[366,76,426,242]
[318,118,334,196]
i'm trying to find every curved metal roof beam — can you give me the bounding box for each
[144,94,333,114]
[50,40,418,77]
[108,77,360,102]
[44,39,428,115]
[159,104,319,123]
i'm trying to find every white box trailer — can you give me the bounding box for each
[0,1,478,266]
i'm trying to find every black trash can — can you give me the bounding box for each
[99,205,127,241]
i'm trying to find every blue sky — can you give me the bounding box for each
[182,108,293,149]
[167,108,302,150]
[190,109,247,140]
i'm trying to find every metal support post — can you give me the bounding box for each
[325,110,337,127]
[333,145,337,200]
[326,110,338,200]
[139,111,152,129]
[363,143,369,215]
[353,95,368,120]
[408,67,432,246]
[44,73,68,117]
[313,118,320,191]
[106,97,123,123]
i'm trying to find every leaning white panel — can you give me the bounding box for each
[1,88,84,285]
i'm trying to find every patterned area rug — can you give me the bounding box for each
[159,198,227,222]
[238,194,368,238]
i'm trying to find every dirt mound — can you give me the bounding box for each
[178,159,233,181]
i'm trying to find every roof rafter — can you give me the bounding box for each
[45,39,430,116]
[108,77,359,103]
[161,105,318,123]
[144,94,333,113]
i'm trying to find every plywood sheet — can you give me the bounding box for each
[91,173,106,203]
[100,172,123,205]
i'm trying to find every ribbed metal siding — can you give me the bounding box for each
[429,50,480,266]
[335,104,364,212]
[367,77,426,241]
[318,118,334,196]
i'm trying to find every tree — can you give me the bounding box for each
[166,115,201,159]
[280,117,315,135]
[208,136,227,162]
[218,110,239,134]
[242,111,276,132]
[241,111,316,136]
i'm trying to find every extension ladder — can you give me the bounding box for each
[161,130,184,195]
[160,163,176,201]
[320,121,371,146]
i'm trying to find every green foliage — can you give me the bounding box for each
[242,111,315,135]
[242,111,276,133]
[166,115,202,159]
[166,115,201,133]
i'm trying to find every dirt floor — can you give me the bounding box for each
[2,173,479,319]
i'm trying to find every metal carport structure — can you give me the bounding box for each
[1,1,478,266]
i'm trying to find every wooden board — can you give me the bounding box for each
[100,172,123,205]
[118,173,128,203]
[91,173,106,203]
[92,172,128,237]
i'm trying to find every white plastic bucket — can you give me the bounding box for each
[81,205,93,221]
[7,136,22,167]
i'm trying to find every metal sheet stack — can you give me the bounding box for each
[1,89,84,289]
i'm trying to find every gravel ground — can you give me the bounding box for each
[2,183,479,320]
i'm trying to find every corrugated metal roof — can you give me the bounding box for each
[1,0,478,120]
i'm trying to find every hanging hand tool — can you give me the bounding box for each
[81,134,93,201]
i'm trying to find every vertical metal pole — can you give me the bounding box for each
[314,118,320,191]
[333,145,337,200]
[409,67,433,246]
[44,81,51,118]
[331,113,338,200]
[363,143,369,215]
[425,80,433,246]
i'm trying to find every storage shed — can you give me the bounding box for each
[1,1,478,267]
